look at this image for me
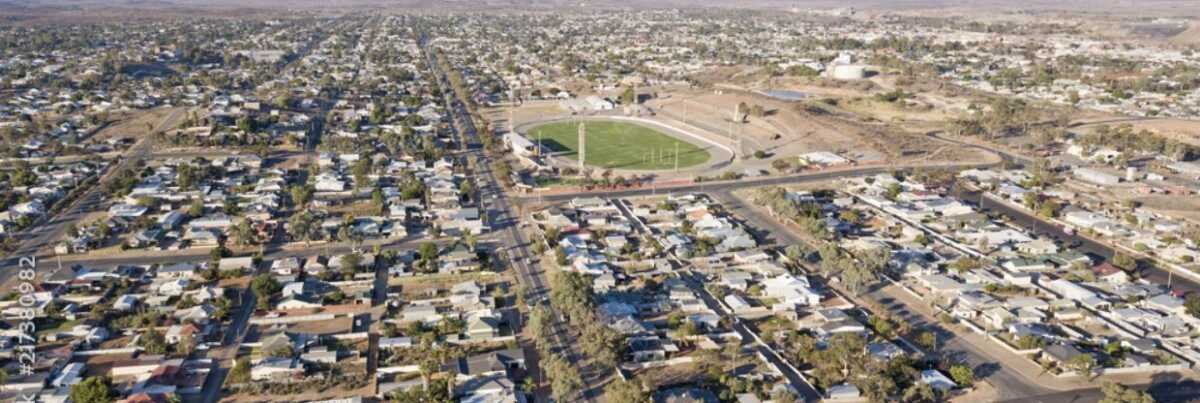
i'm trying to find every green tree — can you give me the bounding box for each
[544,353,582,401]
[885,183,903,200]
[288,211,318,245]
[188,198,205,217]
[1099,382,1155,403]
[1185,293,1200,318]
[951,257,980,274]
[70,376,116,403]
[418,242,440,272]
[372,188,387,214]
[620,86,636,105]
[340,253,363,275]
[917,331,937,351]
[901,382,937,403]
[226,358,251,385]
[141,327,168,355]
[352,158,373,189]
[232,220,255,246]
[251,274,281,310]
[290,184,314,207]
[388,379,451,402]
[1112,254,1137,271]
[1068,353,1096,377]
[842,264,876,295]
[949,364,975,388]
[605,378,647,403]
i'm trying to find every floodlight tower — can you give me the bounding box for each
[578,122,587,171]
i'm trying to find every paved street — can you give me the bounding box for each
[952,186,1200,296]
[611,198,823,401]
[1,107,188,278]
[712,189,1067,400]
[515,160,1000,205]
[422,33,603,402]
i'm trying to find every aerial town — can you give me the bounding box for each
[2,1,1200,402]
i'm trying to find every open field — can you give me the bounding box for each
[527,120,711,170]
[653,89,889,162]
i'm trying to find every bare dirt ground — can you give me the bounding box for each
[1107,119,1200,149]
[89,107,188,144]
[1169,21,1200,45]
[652,89,888,162]
[1132,195,1200,224]
[495,79,995,181]
[762,76,879,99]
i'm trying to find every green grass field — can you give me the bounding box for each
[527,120,711,170]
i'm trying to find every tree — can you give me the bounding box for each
[605,378,647,403]
[70,376,116,403]
[771,158,792,173]
[141,327,168,355]
[227,358,251,385]
[418,242,440,272]
[1112,254,1136,271]
[340,253,363,275]
[885,183,903,200]
[389,379,451,402]
[620,86,636,105]
[842,264,876,295]
[290,184,314,207]
[466,233,478,251]
[949,364,975,388]
[352,158,372,189]
[251,274,281,309]
[1099,382,1155,403]
[554,246,569,266]
[232,220,255,246]
[856,364,899,402]
[372,188,387,214]
[1067,353,1096,377]
[188,198,205,217]
[544,353,582,401]
[901,382,937,403]
[1185,293,1200,318]
[772,389,799,403]
[917,331,937,351]
[950,257,980,274]
[96,221,111,240]
[284,211,313,244]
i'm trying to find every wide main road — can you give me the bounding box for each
[421,34,602,401]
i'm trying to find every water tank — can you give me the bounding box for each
[831,65,867,80]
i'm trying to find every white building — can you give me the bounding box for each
[1074,168,1121,186]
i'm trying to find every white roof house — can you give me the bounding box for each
[1046,279,1096,301]
[762,274,821,308]
[919,369,957,391]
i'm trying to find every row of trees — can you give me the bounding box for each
[781,331,956,402]
[1079,124,1198,162]
[754,187,889,294]
[548,270,625,369]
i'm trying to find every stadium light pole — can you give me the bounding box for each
[674,142,679,173]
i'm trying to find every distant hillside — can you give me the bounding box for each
[5,0,1200,15]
